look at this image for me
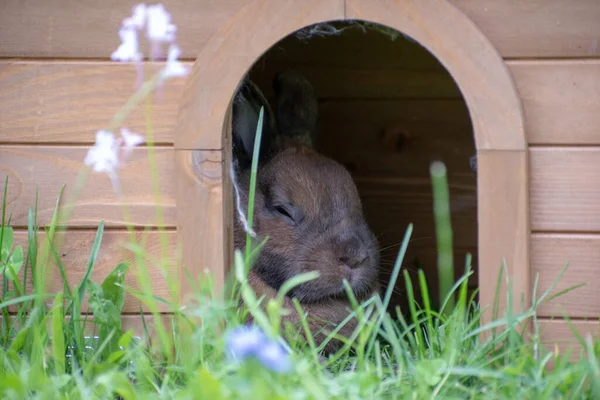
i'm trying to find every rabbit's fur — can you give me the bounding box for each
[231,70,380,354]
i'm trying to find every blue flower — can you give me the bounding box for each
[225,325,292,374]
[225,325,268,360]
[255,339,292,374]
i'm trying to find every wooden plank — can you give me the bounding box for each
[249,20,450,71]
[175,150,226,302]
[356,177,477,249]
[355,176,479,307]
[248,21,461,99]
[315,100,475,178]
[7,60,600,147]
[532,234,600,318]
[11,230,177,313]
[0,63,465,144]
[539,319,600,362]
[0,61,187,144]
[508,60,600,145]
[345,0,526,151]
[452,0,600,59]
[2,0,600,60]
[1,146,176,228]
[0,0,251,59]
[477,150,530,327]
[175,0,345,149]
[251,64,462,100]
[530,148,600,232]
[0,62,474,145]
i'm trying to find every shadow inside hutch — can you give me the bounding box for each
[242,21,478,314]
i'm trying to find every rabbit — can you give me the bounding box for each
[231,69,381,354]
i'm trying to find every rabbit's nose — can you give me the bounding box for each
[337,236,368,269]
[337,254,369,269]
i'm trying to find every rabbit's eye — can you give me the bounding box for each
[275,205,294,221]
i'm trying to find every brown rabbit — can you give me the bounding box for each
[231,70,380,354]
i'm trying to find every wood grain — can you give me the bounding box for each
[4,60,600,146]
[1,146,176,228]
[355,176,479,307]
[248,22,461,99]
[532,234,600,318]
[477,150,530,327]
[251,64,462,100]
[539,319,600,362]
[175,0,345,149]
[452,0,600,59]
[12,230,177,313]
[345,0,527,151]
[0,61,187,144]
[356,177,477,249]
[508,60,600,145]
[249,21,450,71]
[0,0,251,59]
[530,148,600,232]
[2,0,600,59]
[176,150,227,302]
[315,100,475,178]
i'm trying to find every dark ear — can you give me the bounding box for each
[232,78,278,170]
[273,69,318,148]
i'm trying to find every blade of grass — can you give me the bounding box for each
[430,161,454,314]
[244,106,265,264]
[52,291,66,375]
[365,223,413,357]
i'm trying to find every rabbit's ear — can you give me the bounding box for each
[232,78,278,169]
[273,69,318,148]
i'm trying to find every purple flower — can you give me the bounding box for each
[226,325,268,360]
[225,325,292,374]
[255,339,292,374]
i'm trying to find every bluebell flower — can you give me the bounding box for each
[225,325,292,374]
[255,339,292,374]
[225,325,268,360]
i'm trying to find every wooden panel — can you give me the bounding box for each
[539,319,600,362]
[530,148,600,232]
[175,0,345,150]
[12,230,177,313]
[532,234,600,318]
[315,100,475,178]
[5,60,600,146]
[0,61,187,144]
[1,146,176,228]
[452,0,600,58]
[477,150,530,327]
[356,176,478,307]
[0,0,251,59]
[356,178,477,249]
[248,22,461,99]
[2,0,600,59]
[345,0,526,152]
[508,60,600,145]
[176,150,226,301]
[251,63,462,100]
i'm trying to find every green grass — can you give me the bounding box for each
[2,152,600,399]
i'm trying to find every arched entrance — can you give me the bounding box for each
[173,0,529,325]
